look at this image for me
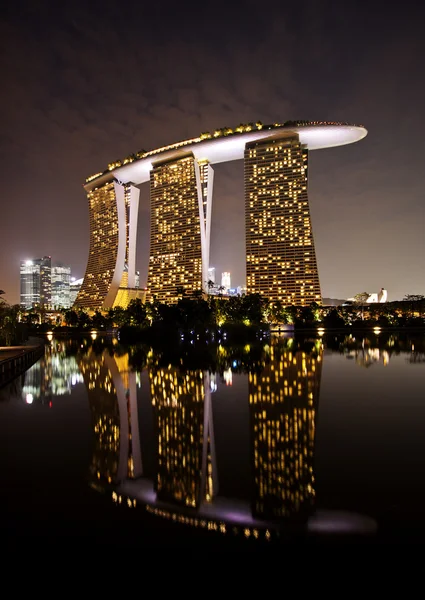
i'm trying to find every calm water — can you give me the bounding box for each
[1,331,424,548]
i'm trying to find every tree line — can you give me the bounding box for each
[1,289,424,346]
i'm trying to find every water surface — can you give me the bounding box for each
[1,331,424,547]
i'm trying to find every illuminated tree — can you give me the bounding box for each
[354,292,370,304]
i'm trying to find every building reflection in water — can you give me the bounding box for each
[352,347,390,368]
[94,337,322,533]
[15,332,419,537]
[18,334,383,536]
[249,342,321,522]
[341,335,391,368]
[78,348,142,488]
[149,356,216,508]
[22,340,83,405]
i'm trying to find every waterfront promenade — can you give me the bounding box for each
[0,343,45,388]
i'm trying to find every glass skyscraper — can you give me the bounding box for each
[20,256,52,309]
[51,265,71,308]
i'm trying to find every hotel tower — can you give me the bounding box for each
[147,155,213,304]
[245,135,321,305]
[76,121,366,310]
[74,177,141,311]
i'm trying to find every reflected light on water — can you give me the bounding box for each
[308,510,378,535]
[223,368,232,386]
[14,331,424,545]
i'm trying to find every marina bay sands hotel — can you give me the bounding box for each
[74,121,367,311]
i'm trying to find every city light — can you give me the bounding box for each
[76,121,367,311]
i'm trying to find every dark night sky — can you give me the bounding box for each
[1,0,424,305]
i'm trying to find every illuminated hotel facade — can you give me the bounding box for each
[147,155,213,303]
[245,136,321,304]
[76,121,367,310]
[74,180,141,311]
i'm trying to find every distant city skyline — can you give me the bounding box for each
[1,3,424,304]
[20,255,75,309]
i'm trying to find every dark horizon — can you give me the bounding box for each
[1,1,424,305]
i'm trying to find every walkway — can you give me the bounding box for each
[0,345,45,388]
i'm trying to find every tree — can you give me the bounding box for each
[222,295,244,324]
[111,306,128,327]
[77,310,92,329]
[323,308,345,328]
[353,292,370,321]
[177,297,213,331]
[0,302,23,345]
[241,293,267,325]
[354,292,370,304]
[126,298,147,326]
[105,309,115,329]
[63,309,79,327]
[145,298,162,325]
[403,294,425,302]
[91,311,107,330]
[296,304,317,326]
[403,294,425,318]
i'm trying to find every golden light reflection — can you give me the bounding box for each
[249,343,322,520]
[149,361,205,507]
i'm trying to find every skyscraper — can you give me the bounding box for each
[20,256,51,309]
[74,177,140,311]
[77,122,366,310]
[69,277,83,306]
[51,265,71,308]
[245,135,321,305]
[147,155,213,303]
[221,271,231,290]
